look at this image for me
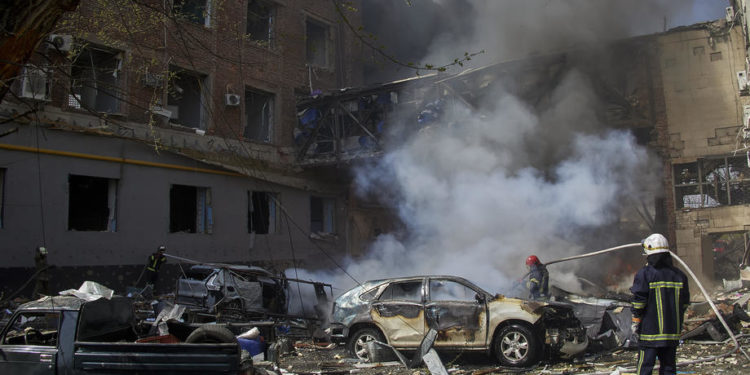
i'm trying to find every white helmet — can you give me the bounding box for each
[642,233,669,255]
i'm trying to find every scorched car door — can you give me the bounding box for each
[0,311,60,375]
[425,278,488,348]
[370,280,425,347]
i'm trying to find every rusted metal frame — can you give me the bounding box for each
[295,103,332,161]
[337,101,380,147]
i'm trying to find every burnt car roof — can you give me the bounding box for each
[353,275,491,294]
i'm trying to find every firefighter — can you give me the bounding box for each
[525,255,549,300]
[144,245,167,290]
[630,233,690,375]
[32,246,50,298]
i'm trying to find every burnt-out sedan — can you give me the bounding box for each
[329,275,587,367]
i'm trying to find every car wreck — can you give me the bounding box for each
[328,275,588,367]
[175,265,289,322]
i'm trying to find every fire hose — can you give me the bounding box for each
[544,242,750,373]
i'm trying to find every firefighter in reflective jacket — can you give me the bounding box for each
[145,246,167,288]
[525,255,549,300]
[630,234,690,375]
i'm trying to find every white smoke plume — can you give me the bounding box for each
[287,1,723,304]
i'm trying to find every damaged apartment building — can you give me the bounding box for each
[295,9,750,288]
[0,0,367,295]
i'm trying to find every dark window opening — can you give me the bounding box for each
[68,175,116,232]
[244,88,274,142]
[705,232,747,282]
[167,67,207,129]
[70,47,121,113]
[247,0,274,45]
[170,184,212,233]
[310,196,334,233]
[249,191,277,234]
[306,18,329,67]
[173,0,210,26]
[673,156,750,209]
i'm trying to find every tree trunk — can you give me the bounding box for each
[0,0,80,103]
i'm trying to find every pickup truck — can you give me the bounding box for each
[0,295,249,374]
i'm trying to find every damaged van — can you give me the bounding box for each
[329,275,588,367]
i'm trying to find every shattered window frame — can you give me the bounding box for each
[167,66,209,130]
[69,45,123,114]
[67,174,118,232]
[248,191,279,235]
[305,16,331,68]
[673,155,750,209]
[378,280,424,302]
[310,196,335,233]
[428,279,478,303]
[2,311,61,346]
[246,0,275,46]
[169,184,213,234]
[244,87,274,143]
[173,0,212,27]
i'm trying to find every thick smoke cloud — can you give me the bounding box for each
[288,1,723,305]
[363,0,726,82]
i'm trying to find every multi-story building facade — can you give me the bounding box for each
[0,0,364,294]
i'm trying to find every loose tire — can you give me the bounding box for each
[185,325,236,343]
[493,323,539,367]
[346,327,384,362]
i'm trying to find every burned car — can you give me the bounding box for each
[329,276,588,367]
[175,265,287,321]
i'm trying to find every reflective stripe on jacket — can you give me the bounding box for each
[147,253,166,272]
[630,256,690,347]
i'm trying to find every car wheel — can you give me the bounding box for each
[347,327,384,362]
[493,323,539,367]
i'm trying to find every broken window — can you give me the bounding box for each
[246,0,274,45]
[0,168,4,228]
[70,47,122,113]
[167,66,207,129]
[673,156,750,209]
[2,312,60,346]
[68,175,117,232]
[306,18,330,67]
[429,279,476,302]
[310,196,335,233]
[173,0,211,27]
[378,281,423,302]
[249,191,278,234]
[706,232,747,282]
[244,88,274,142]
[19,65,50,100]
[170,184,212,233]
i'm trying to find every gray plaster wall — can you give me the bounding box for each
[0,124,345,295]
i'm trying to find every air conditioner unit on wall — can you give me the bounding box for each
[19,66,49,100]
[225,94,241,106]
[47,34,73,51]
